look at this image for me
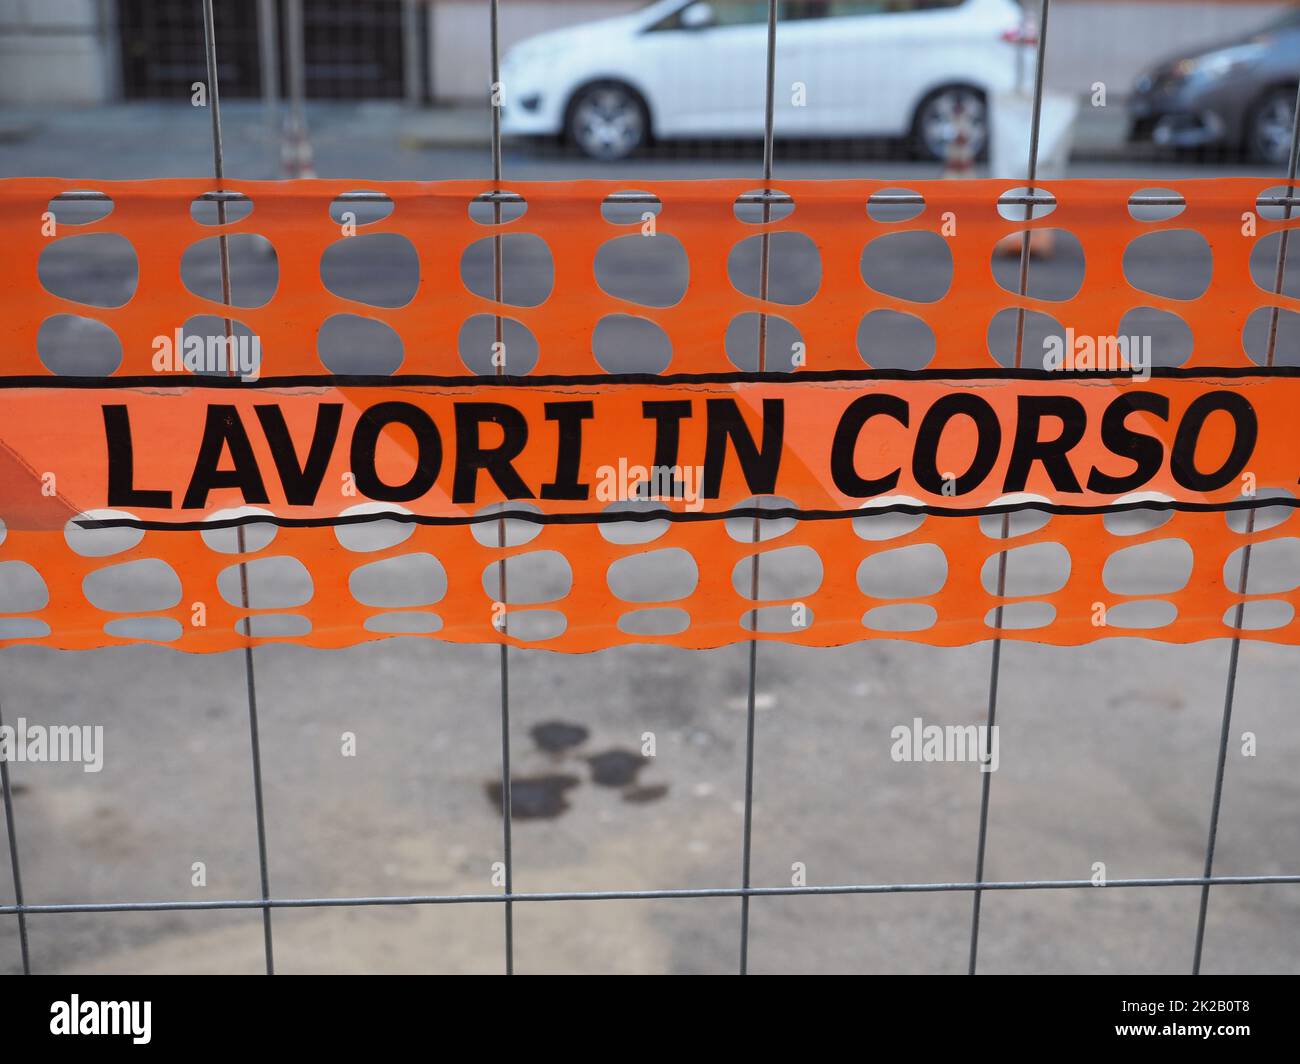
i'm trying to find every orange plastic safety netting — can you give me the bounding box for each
[0,176,1297,651]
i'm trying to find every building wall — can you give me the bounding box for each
[0,0,115,105]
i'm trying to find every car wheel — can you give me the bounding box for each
[1249,87,1297,167]
[913,86,988,162]
[566,82,648,161]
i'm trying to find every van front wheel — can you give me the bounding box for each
[912,86,988,162]
[566,82,649,161]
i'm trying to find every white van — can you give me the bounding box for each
[501,0,1031,160]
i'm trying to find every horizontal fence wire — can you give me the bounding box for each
[5,875,1300,916]
[48,189,1296,208]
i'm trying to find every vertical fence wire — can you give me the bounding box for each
[256,0,281,176]
[0,701,30,973]
[968,0,1052,976]
[201,0,275,976]
[738,0,781,978]
[1191,80,1300,976]
[488,0,514,977]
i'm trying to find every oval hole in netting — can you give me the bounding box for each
[65,509,144,557]
[364,612,444,635]
[617,607,690,637]
[858,543,947,599]
[741,603,814,633]
[83,559,181,612]
[1242,306,1300,366]
[1250,233,1300,300]
[1103,539,1194,596]
[317,313,404,374]
[335,502,416,552]
[867,188,923,224]
[1128,187,1184,223]
[329,190,394,226]
[732,545,822,600]
[471,502,543,548]
[978,494,1051,538]
[1224,600,1295,631]
[604,190,660,225]
[985,601,1056,630]
[981,541,1070,597]
[857,309,935,370]
[728,233,820,305]
[726,312,801,372]
[1105,599,1177,629]
[0,562,49,612]
[201,506,278,554]
[861,231,952,303]
[38,314,123,375]
[1116,307,1192,367]
[1123,230,1212,300]
[458,314,539,375]
[607,548,699,603]
[1103,492,1174,536]
[593,313,672,373]
[469,190,526,225]
[725,496,797,542]
[599,501,669,545]
[1226,489,1296,534]
[38,233,138,308]
[482,550,572,604]
[595,233,689,307]
[734,188,794,224]
[190,192,253,225]
[322,233,419,308]
[461,233,554,307]
[997,186,1056,222]
[991,230,1084,301]
[48,191,114,226]
[1256,185,1298,222]
[181,234,278,307]
[863,603,936,632]
[0,619,50,639]
[853,496,925,541]
[237,614,311,638]
[218,556,313,609]
[1223,539,1300,594]
[104,617,182,642]
[504,608,566,641]
[350,553,448,607]
[178,315,262,378]
[987,307,1066,370]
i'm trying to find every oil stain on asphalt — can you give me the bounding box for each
[483,720,667,819]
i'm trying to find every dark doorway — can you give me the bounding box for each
[117,0,413,100]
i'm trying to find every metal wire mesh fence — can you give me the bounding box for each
[2,0,1299,976]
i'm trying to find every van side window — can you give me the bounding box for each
[649,0,963,32]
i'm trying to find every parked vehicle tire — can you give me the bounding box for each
[912,85,989,163]
[1248,86,1297,167]
[566,81,649,161]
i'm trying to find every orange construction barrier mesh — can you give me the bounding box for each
[0,177,1296,651]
